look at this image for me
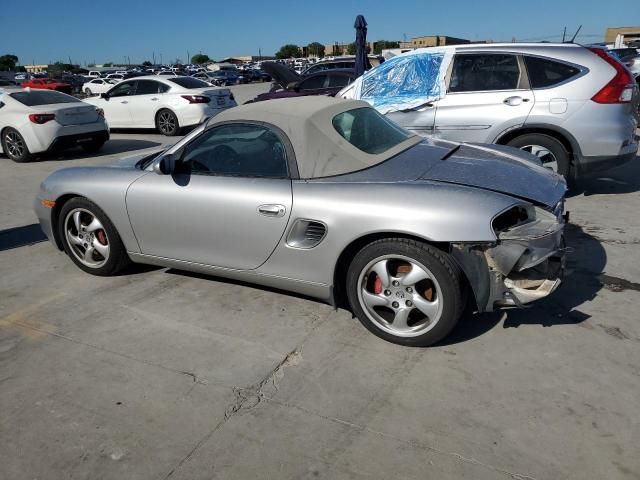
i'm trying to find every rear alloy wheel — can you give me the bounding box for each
[507,133,570,178]
[58,197,131,276]
[156,109,180,136]
[2,128,32,163]
[85,88,92,96]
[346,238,465,347]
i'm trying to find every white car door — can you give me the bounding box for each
[127,79,168,127]
[101,80,135,126]
[433,53,534,143]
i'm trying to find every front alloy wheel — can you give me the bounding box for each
[58,197,131,276]
[64,208,110,268]
[358,255,443,337]
[346,238,465,347]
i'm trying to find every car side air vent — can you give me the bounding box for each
[286,219,327,249]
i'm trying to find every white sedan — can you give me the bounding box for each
[0,89,108,162]
[84,76,236,136]
[82,78,118,96]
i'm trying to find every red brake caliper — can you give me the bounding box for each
[373,275,383,295]
[96,230,107,245]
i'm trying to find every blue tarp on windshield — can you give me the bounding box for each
[357,50,450,114]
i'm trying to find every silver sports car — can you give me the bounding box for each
[35,97,567,347]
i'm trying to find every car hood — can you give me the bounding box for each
[421,142,566,207]
[109,148,165,169]
[313,139,566,208]
[261,62,301,89]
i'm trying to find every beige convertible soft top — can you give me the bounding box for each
[210,96,420,178]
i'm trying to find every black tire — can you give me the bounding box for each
[2,128,32,163]
[346,238,465,347]
[80,139,106,153]
[506,133,572,181]
[155,109,180,136]
[85,88,92,96]
[58,197,131,276]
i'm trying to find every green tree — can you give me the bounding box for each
[191,54,210,64]
[142,60,152,66]
[346,43,371,55]
[276,44,301,59]
[0,54,19,71]
[373,40,400,54]
[103,62,113,67]
[306,42,325,58]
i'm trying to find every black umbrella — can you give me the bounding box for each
[354,15,371,77]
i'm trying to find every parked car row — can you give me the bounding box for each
[0,75,237,162]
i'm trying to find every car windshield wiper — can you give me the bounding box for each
[441,145,461,161]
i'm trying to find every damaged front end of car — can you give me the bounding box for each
[452,201,568,312]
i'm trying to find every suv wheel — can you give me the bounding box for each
[507,134,571,179]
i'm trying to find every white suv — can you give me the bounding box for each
[342,43,639,184]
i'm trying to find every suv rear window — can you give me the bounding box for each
[167,77,210,89]
[333,107,413,154]
[10,90,80,106]
[524,56,581,89]
[449,54,521,92]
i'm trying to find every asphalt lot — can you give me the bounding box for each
[1,83,639,479]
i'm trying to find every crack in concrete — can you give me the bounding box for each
[160,347,303,480]
[262,396,538,480]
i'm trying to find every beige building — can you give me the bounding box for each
[400,35,470,49]
[605,26,640,44]
[24,64,49,73]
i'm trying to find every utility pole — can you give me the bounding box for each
[187,50,190,64]
[152,51,156,64]
[160,53,163,65]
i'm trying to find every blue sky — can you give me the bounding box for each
[1,0,638,65]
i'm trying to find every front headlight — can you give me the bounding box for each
[492,204,535,234]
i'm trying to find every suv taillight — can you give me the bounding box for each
[588,47,635,104]
[28,113,56,124]
[181,95,211,104]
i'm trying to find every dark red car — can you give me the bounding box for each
[247,62,355,103]
[21,78,72,95]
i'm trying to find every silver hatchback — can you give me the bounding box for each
[341,43,639,184]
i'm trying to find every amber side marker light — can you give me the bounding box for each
[41,199,56,208]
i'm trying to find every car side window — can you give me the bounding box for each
[135,80,162,95]
[300,75,327,90]
[108,81,135,97]
[523,56,581,89]
[449,54,520,93]
[327,74,353,88]
[182,124,289,178]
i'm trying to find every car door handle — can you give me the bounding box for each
[258,204,286,217]
[150,97,159,101]
[120,100,129,104]
[503,96,530,106]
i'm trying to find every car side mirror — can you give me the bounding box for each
[287,81,300,91]
[154,154,177,175]
[100,92,109,100]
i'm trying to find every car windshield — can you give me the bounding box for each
[167,77,210,89]
[332,107,414,154]
[10,90,80,106]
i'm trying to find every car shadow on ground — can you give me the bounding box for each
[569,155,640,197]
[0,224,47,251]
[441,224,607,346]
[0,139,164,163]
